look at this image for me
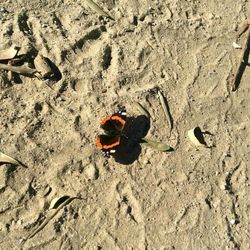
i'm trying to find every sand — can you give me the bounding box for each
[0,0,250,249]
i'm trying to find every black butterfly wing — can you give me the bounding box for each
[100,106,127,135]
[96,134,120,157]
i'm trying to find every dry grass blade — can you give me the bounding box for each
[134,102,150,119]
[0,151,26,167]
[0,63,37,76]
[22,196,82,244]
[0,46,20,60]
[158,90,173,132]
[232,21,250,91]
[140,138,173,152]
[84,0,114,20]
[237,20,250,38]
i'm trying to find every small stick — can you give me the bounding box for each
[158,90,173,133]
[0,63,37,76]
[232,22,250,91]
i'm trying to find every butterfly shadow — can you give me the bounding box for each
[113,115,150,165]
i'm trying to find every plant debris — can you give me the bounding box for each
[84,0,114,20]
[0,63,37,76]
[0,151,26,167]
[187,127,208,148]
[134,101,150,119]
[21,196,82,244]
[0,45,20,60]
[140,138,173,152]
[33,53,54,79]
[0,45,56,81]
[49,195,71,209]
[232,20,250,91]
[158,90,173,134]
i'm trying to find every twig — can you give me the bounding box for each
[158,90,173,133]
[232,22,250,91]
[0,63,37,76]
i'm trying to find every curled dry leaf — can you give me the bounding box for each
[43,185,52,197]
[0,151,25,167]
[22,196,82,244]
[0,63,37,76]
[0,45,20,61]
[187,127,207,147]
[140,138,173,152]
[49,195,70,209]
[34,53,53,79]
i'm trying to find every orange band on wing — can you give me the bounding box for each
[100,116,111,125]
[96,137,120,149]
[96,137,103,148]
[111,115,125,125]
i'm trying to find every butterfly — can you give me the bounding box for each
[96,106,127,157]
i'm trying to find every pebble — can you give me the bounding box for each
[220,184,226,190]
[230,218,236,225]
[0,7,7,13]
[84,164,98,180]
[0,138,5,144]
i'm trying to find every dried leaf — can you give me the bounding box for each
[22,196,82,244]
[187,127,207,147]
[43,185,52,197]
[49,195,70,209]
[0,46,20,61]
[84,0,114,20]
[0,151,25,166]
[0,63,37,76]
[140,138,173,152]
[33,53,53,79]
[16,43,33,57]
